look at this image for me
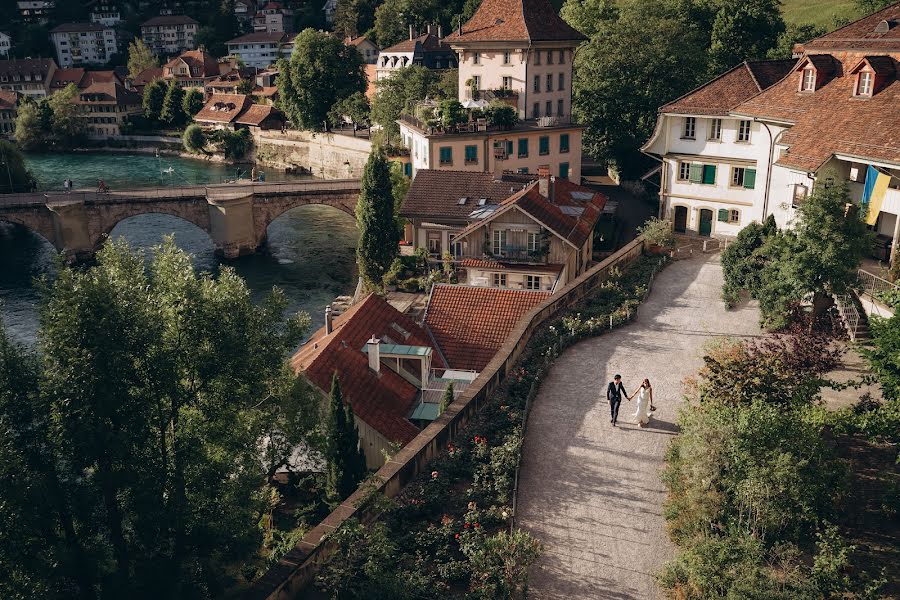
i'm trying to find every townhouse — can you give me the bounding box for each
[140,15,198,56]
[17,0,54,24]
[0,58,57,97]
[225,31,295,69]
[193,93,284,131]
[160,49,222,89]
[75,76,142,138]
[50,23,119,68]
[644,2,900,262]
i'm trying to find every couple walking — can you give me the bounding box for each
[606,374,654,427]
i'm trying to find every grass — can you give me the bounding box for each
[781,0,862,28]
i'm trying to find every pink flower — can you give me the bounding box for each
[431,470,439,479]
[464,522,471,529]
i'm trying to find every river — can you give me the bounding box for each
[0,152,359,345]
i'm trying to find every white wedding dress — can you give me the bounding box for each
[632,386,651,425]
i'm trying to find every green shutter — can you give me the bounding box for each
[560,133,569,152]
[702,164,717,185]
[717,208,729,222]
[689,163,702,183]
[743,168,756,189]
[440,146,452,164]
[539,136,549,155]
[518,138,528,157]
[465,145,477,162]
[506,141,514,155]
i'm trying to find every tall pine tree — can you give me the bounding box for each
[356,147,401,288]
[325,373,367,503]
[160,81,185,126]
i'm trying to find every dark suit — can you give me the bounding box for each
[607,381,627,424]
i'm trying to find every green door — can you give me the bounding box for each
[699,209,713,237]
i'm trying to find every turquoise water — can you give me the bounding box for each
[1,152,359,345]
[25,151,300,191]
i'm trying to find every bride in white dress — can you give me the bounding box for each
[630,379,653,427]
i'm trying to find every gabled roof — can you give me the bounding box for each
[291,294,442,444]
[660,59,795,116]
[0,58,56,79]
[425,285,550,371]
[76,80,141,104]
[382,32,453,54]
[164,50,220,78]
[141,15,199,27]
[235,103,281,126]
[803,1,900,51]
[346,35,376,48]
[849,54,897,75]
[194,93,253,123]
[400,169,534,221]
[51,22,111,33]
[797,53,836,75]
[443,0,586,44]
[226,31,293,45]
[50,67,86,89]
[131,67,163,87]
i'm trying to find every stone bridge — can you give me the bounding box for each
[0,180,361,261]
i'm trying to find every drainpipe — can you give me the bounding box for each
[759,119,775,221]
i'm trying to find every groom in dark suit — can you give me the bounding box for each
[607,374,628,426]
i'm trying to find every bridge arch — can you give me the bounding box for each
[252,191,358,247]
[0,213,61,252]
[92,202,213,251]
[101,212,217,253]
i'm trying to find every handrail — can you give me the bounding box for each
[835,293,862,342]
[858,267,899,300]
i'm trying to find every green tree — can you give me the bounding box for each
[160,81,186,126]
[334,0,377,38]
[237,77,255,95]
[767,23,826,60]
[277,29,366,130]
[371,65,446,142]
[142,78,167,121]
[572,0,708,176]
[0,140,36,192]
[855,0,895,13]
[126,38,158,79]
[560,0,618,37]
[721,215,778,307]
[194,0,239,57]
[328,91,371,128]
[862,314,900,401]
[181,87,205,118]
[374,0,409,48]
[13,98,49,152]
[182,124,207,153]
[47,83,84,148]
[356,147,401,287]
[707,0,785,75]
[486,101,518,128]
[439,381,454,415]
[324,374,367,503]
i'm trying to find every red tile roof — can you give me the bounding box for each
[803,2,900,52]
[164,50,221,78]
[141,15,199,26]
[0,91,18,110]
[235,103,281,126]
[382,32,453,53]
[226,31,294,45]
[425,285,550,371]
[461,258,564,273]
[194,93,253,123]
[291,294,442,444]
[50,67,86,89]
[0,58,56,80]
[444,0,586,44]
[660,59,795,116]
[401,169,534,222]
[131,67,163,87]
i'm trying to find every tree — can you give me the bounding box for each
[374,0,409,48]
[126,38,158,78]
[767,23,826,60]
[47,84,84,148]
[324,374,367,503]
[142,78,167,121]
[328,91,371,128]
[439,382,453,415]
[560,0,618,37]
[160,81,186,126]
[14,98,48,152]
[334,0,377,38]
[236,77,255,95]
[862,315,900,401]
[356,147,401,287]
[855,0,895,13]
[707,0,785,75]
[182,124,207,154]
[486,101,518,129]
[721,215,778,307]
[371,65,446,142]
[194,0,239,57]
[181,87,205,118]
[0,141,36,193]
[277,29,366,130]
[572,0,708,176]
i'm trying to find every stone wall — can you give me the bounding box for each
[243,237,646,600]
[252,130,373,179]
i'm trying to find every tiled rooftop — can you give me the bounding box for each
[444,0,586,44]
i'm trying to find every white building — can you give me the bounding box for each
[0,33,11,58]
[234,0,255,27]
[140,15,198,56]
[643,3,900,262]
[90,2,121,26]
[253,1,293,33]
[376,27,456,81]
[225,32,294,69]
[17,0,54,24]
[50,23,119,68]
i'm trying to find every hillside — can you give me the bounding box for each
[782,0,862,28]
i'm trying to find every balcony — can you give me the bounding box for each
[484,244,548,264]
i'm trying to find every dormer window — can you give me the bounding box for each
[801,68,815,91]
[857,71,874,96]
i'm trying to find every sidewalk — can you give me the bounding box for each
[515,254,762,599]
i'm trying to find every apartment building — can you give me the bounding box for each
[75,76,142,137]
[643,2,900,262]
[0,33,11,58]
[225,31,295,69]
[140,15,198,56]
[253,1,293,33]
[51,23,119,68]
[90,2,122,26]
[0,58,57,97]
[17,0,54,24]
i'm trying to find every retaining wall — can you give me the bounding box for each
[252,130,373,179]
[244,237,646,600]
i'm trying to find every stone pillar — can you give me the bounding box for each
[48,200,95,262]
[206,192,259,258]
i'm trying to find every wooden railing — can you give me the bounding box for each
[243,237,646,600]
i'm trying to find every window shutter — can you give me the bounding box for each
[689,163,702,183]
[717,209,729,222]
[702,164,717,185]
[743,168,756,189]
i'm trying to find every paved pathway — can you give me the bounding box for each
[516,254,762,600]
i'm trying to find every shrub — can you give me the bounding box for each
[636,217,674,248]
[486,101,518,129]
[462,529,542,599]
[182,124,206,154]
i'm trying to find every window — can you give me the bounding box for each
[472,75,480,89]
[427,231,442,254]
[545,100,552,116]
[547,50,553,64]
[532,102,540,118]
[526,275,541,290]
[527,231,540,252]
[801,68,815,91]
[518,138,529,157]
[546,74,553,92]
[539,135,550,155]
[502,75,512,89]
[533,75,540,92]
[492,229,507,254]
[558,73,564,91]
[493,272,508,287]
[708,118,722,141]
[678,161,690,181]
[730,166,756,189]
[682,116,695,139]
[559,49,565,64]
[857,71,873,96]
[557,98,564,116]
[560,133,570,153]
[464,144,478,164]
[439,146,452,165]
[534,51,541,65]
[506,140,514,156]
[729,209,740,224]
[503,51,511,64]
[473,52,480,65]
[737,120,751,142]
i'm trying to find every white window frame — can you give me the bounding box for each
[729,209,740,224]
[502,51,511,65]
[801,68,815,91]
[737,120,751,142]
[682,116,695,139]
[677,161,690,181]
[527,231,540,252]
[857,71,873,96]
[502,75,512,89]
[492,229,507,255]
[708,118,722,141]
[731,166,746,187]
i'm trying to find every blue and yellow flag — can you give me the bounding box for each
[863,165,891,226]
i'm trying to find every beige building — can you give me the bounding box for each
[0,90,18,136]
[0,58,57,97]
[75,77,142,138]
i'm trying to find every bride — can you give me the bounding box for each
[630,379,653,427]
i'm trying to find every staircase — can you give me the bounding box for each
[835,293,870,342]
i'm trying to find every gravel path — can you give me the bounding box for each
[515,254,762,600]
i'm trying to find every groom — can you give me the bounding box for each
[606,374,628,426]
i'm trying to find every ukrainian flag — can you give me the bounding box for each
[863,165,891,226]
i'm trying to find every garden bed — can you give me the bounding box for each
[315,253,669,598]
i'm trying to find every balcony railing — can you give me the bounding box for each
[485,245,548,264]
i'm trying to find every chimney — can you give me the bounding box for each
[367,336,381,373]
[438,25,442,38]
[409,24,414,40]
[538,166,551,197]
[324,305,333,335]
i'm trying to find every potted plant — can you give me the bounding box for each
[637,217,675,254]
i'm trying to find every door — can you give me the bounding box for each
[699,209,713,237]
[673,206,688,233]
